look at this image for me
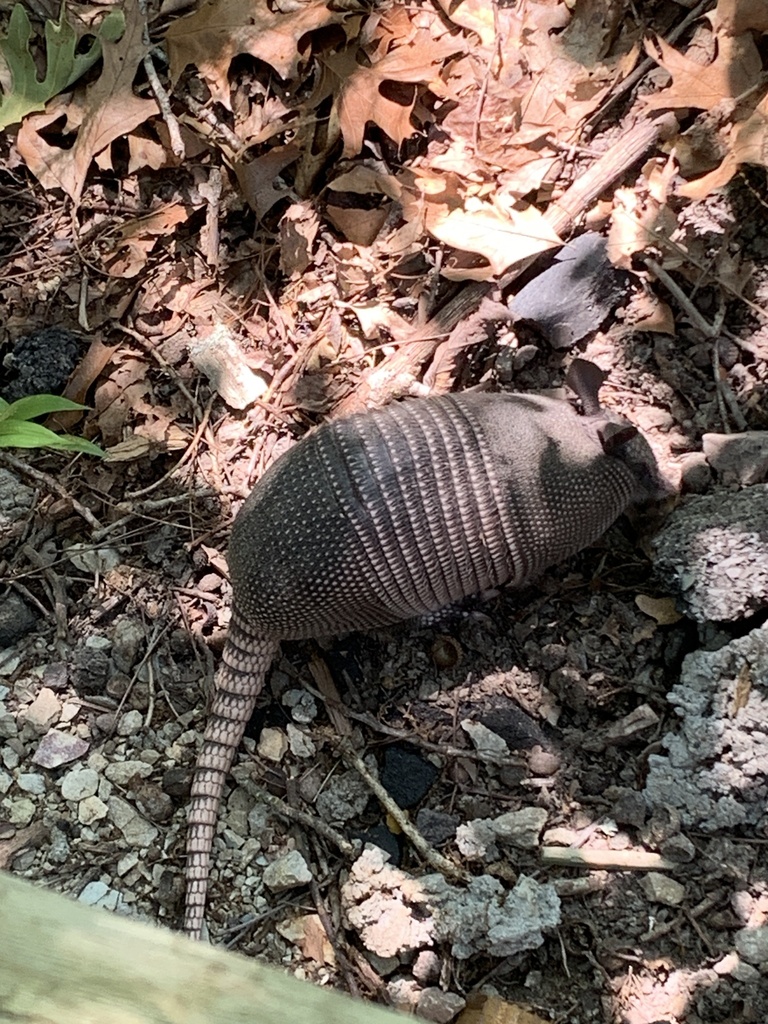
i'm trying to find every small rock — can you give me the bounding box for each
[41,662,68,691]
[60,767,99,801]
[46,826,71,864]
[104,760,153,786]
[634,406,674,432]
[257,726,288,762]
[461,719,508,760]
[0,652,22,677]
[456,818,498,861]
[21,688,62,732]
[0,709,18,739]
[0,592,37,647]
[263,849,312,891]
[417,988,466,1024]
[679,451,711,493]
[116,710,144,737]
[660,833,696,864]
[16,772,46,795]
[732,960,761,983]
[380,744,439,808]
[703,432,768,485]
[7,797,36,824]
[133,782,174,823]
[493,807,548,849]
[364,951,400,977]
[712,950,760,982]
[282,689,318,724]
[78,880,124,911]
[734,925,768,965]
[0,769,12,794]
[117,851,140,876]
[79,795,109,825]
[387,978,421,1013]
[610,788,647,828]
[108,795,158,847]
[2,746,20,770]
[315,769,370,824]
[528,747,559,776]
[111,619,145,673]
[415,808,458,846]
[639,873,686,907]
[32,730,89,768]
[412,950,441,984]
[94,713,117,735]
[286,723,316,758]
[162,766,190,800]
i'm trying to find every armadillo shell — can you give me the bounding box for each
[229,391,642,640]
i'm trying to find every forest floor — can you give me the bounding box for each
[1,1,768,1022]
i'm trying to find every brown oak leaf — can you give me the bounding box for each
[643,31,761,112]
[16,0,158,202]
[327,28,462,157]
[164,0,347,107]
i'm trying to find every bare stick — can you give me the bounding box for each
[341,740,469,882]
[541,847,678,871]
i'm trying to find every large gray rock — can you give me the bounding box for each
[644,624,768,831]
[651,485,768,621]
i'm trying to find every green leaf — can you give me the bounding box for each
[0,3,125,130]
[0,419,104,457]
[0,393,88,422]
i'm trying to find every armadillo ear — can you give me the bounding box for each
[566,359,607,416]
[598,421,638,453]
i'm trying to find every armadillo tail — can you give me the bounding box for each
[183,620,279,939]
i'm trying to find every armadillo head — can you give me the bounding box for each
[566,357,675,504]
[595,418,675,503]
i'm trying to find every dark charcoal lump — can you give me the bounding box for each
[380,743,440,808]
[509,232,629,349]
[0,591,38,647]
[1,328,83,401]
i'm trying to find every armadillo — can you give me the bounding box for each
[183,361,669,938]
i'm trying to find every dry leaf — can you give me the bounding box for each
[626,292,676,335]
[643,31,761,112]
[327,21,461,156]
[402,173,561,279]
[713,0,768,35]
[165,0,346,107]
[104,204,191,278]
[678,92,768,199]
[436,0,496,47]
[325,203,388,246]
[635,595,682,625]
[730,663,752,716]
[16,0,158,202]
[232,142,301,218]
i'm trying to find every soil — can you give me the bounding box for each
[1,2,768,1023]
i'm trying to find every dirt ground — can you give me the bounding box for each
[2,1,768,1022]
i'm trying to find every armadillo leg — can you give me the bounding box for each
[183,624,279,939]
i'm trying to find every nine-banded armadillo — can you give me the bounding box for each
[183,361,669,938]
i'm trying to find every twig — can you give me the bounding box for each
[583,0,716,135]
[340,740,469,882]
[21,544,68,640]
[541,847,678,870]
[0,452,102,531]
[232,773,359,857]
[643,257,748,431]
[138,1,184,159]
[300,677,524,767]
[182,94,244,153]
[641,892,720,943]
